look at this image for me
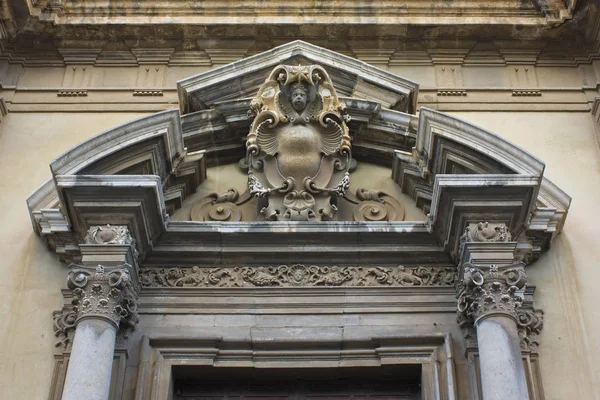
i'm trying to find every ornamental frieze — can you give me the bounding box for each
[138,265,457,288]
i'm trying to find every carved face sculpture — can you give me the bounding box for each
[290,83,308,112]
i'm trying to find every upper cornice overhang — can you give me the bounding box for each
[26,41,571,266]
[26,0,575,27]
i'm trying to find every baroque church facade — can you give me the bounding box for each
[1,1,600,399]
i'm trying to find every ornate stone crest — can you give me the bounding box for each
[246,64,352,221]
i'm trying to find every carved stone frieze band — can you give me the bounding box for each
[457,263,527,323]
[139,265,457,288]
[67,265,139,328]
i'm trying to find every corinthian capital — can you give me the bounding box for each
[457,263,527,324]
[67,265,139,328]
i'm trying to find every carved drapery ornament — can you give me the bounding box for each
[139,265,457,288]
[246,64,351,221]
[67,265,139,328]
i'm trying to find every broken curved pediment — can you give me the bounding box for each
[26,40,570,266]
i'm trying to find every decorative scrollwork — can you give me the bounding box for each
[344,188,406,222]
[190,188,252,222]
[52,309,77,351]
[139,265,457,288]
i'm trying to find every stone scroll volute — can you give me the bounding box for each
[246,64,352,221]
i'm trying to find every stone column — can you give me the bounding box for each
[457,222,530,400]
[61,225,139,400]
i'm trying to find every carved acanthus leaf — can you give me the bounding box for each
[139,265,457,288]
[67,264,139,328]
[457,263,527,323]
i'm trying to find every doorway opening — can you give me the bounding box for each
[172,364,421,399]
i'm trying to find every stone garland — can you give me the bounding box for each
[138,265,457,288]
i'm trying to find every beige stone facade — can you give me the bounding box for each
[1,1,600,399]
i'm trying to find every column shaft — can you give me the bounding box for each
[61,319,117,400]
[476,316,529,400]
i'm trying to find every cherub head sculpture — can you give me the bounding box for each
[246,64,352,221]
[290,82,309,112]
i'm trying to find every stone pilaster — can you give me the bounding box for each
[60,225,139,400]
[457,222,530,400]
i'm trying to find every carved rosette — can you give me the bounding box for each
[246,64,352,221]
[457,263,527,324]
[67,265,139,328]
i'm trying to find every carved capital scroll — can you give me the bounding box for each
[457,263,527,324]
[67,265,139,329]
